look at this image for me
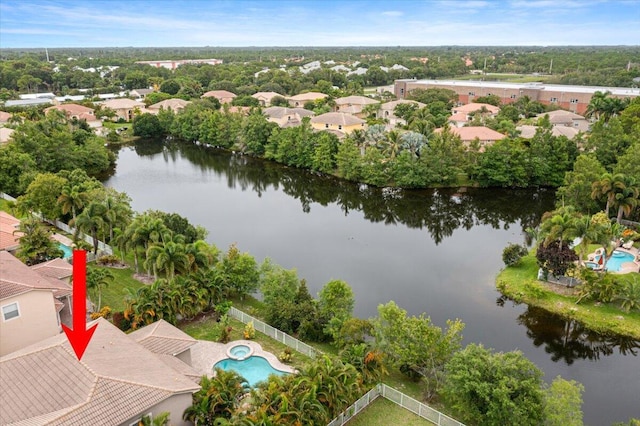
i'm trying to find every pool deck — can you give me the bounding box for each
[190,339,296,378]
[51,233,74,247]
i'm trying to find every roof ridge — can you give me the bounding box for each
[101,372,199,393]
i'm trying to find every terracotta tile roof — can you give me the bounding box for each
[452,102,500,115]
[0,110,12,122]
[0,211,21,250]
[536,109,586,124]
[447,126,505,141]
[29,258,72,280]
[0,127,15,144]
[202,90,237,99]
[147,98,191,111]
[156,354,202,383]
[449,112,469,122]
[0,251,72,300]
[517,125,580,139]
[0,319,199,425]
[101,98,145,110]
[44,104,94,116]
[379,99,426,111]
[130,319,197,356]
[288,92,328,102]
[251,91,282,101]
[264,106,315,119]
[335,95,379,106]
[311,112,365,126]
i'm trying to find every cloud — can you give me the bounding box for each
[381,10,403,17]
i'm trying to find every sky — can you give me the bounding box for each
[0,0,639,48]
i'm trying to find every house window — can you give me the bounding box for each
[468,92,475,96]
[510,94,517,99]
[338,125,342,130]
[325,123,329,128]
[570,98,579,104]
[400,88,404,95]
[2,302,19,321]
[550,97,558,103]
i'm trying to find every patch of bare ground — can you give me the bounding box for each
[539,280,580,297]
[133,273,155,284]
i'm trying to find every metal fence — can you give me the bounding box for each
[1,192,113,255]
[327,386,381,426]
[380,384,465,426]
[228,307,320,359]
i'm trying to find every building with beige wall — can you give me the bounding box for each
[334,95,379,118]
[377,99,426,129]
[288,91,328,107]
[394,79,640,115]
[310,112,366,136]
[264,106,315,128]
[202,90,237,104]
[101,98,146,121]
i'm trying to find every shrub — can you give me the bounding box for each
[90,305,112,320]
[502,243,529,267]
[278,348,293,364]
[97,254,120,266]
[112,311,131,331]
[243,321,255,339]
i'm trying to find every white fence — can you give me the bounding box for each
[327,386,380,426]
[380,384,465,426]
[228,307,320,359]
[1,192,113,255]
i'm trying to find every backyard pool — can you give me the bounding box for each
[214,356,290,387]
[58,243,73,259]
[586,250,635,272]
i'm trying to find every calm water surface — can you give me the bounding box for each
[105,141,639,425]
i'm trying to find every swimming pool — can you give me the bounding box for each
[214,356,290,387]
[586,250,635,272]
[58,243,73,259]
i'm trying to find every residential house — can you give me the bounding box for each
[252,91,284,107]
[264,106,315,128]
[0,211,21,251]
[44,103,102,128]
[287,92,328,107]
[378,99,426,129]
[130,88,155,100]
[536,109,590,132]
[449,103,500,128]
[101,98,146,121]
[0,127,14,145]
[201,90,237,104]
[436,126,505,151]
[334,95,380,118]
[0,318,201,425]
[516,124,580,140]
[310,112,366,136]
[147,98,191,113]
[0,251,73,356]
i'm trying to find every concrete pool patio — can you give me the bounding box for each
[586,246,640,274]
[189,340,296,378]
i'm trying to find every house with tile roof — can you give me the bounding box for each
[449,103,500,128]
[251,91,284,107]
[334,95,379,118]
[0,251,73,356]
[516,124,581,140]
[101,98,146,122]
[201,90,237,104]
[536,109,590,132]
[0,127,15,145]
[377,99,426,129]
[44,104,102,128]
[0,110,13,126]
[287,92,328,107]
[0,211,21,252]
[0,318,200,425]
[147,98,191,113]
[310,112,366,136]
[436,125,505,151]
[264,106,315,128]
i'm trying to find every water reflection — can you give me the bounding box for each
[132,140,555,245]
[500,300,640,364]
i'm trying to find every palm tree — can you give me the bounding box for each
[382,130,402,159]
[616,278,640,313]
[591,173,626,219]
[185,240,220,272]
[139,411,170,426]
[183,370,248,424]
[14,218,62,265]
[86,267,114,311]
[57,185,87,222]
[540,207,578,251]
[585,91,610,121]
[71,201,106,254]
[146,241,190,280]
[613,176,639,224]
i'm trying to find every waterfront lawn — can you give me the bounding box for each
[497,254,640,340]
[345,398,433,426]
[87,263,144,312]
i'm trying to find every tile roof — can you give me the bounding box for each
[0,110,13,122]
[251,91,282,100]
[202,90,237,99]
[288,92,328,102]
[147,98,191,111]
[130,319,197,356]
[379,99,426,111]
[0,251,72,300]
[264,106,315,119]
[0,211,21,249]
[44,104,94,116]
[29,258,72,280]
[101,98,145,110]
[335,95,379,106]
[516,125,580,139]
[452,102,500,114]
[536,109,586,124]
[0,127,15,144]
[311,112,365,126]
[0,319,199,425]
[447,126,505,141]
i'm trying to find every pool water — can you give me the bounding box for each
[214,356,290,387]
[58,243,73,259]
[229,344,251,359]
[586,250,634,272]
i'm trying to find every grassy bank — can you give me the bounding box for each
[496,254,640,340]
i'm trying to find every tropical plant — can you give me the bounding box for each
[86,267,114,311]
[71,201,106,254]
[183,370,248,425]
[502,243,529,266]
[616,278,640,313]
[14,218,63,265]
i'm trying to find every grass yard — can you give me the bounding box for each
[345,398,434,426]
[497,254,640,339]
[87,263,144,311]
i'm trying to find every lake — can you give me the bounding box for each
[104,141,639,425]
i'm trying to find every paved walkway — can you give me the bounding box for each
[189,340,296,377]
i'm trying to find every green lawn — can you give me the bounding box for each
[345,398,434,426]
[87,263,144,312]
[497,254,640,339]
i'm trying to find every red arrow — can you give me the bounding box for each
[62,250,98,361]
